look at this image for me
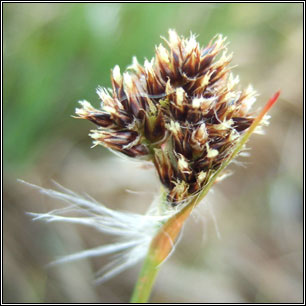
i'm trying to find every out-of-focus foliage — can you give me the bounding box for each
[3,3,303,303]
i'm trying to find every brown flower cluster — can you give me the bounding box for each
[76,30,257,205]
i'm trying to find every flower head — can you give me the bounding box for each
[76,30,259,205]
[26,30,279,288]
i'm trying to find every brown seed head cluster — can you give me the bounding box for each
[76,30,258,205]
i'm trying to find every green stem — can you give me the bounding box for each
[130,197,196,303]
[130,251,160,303]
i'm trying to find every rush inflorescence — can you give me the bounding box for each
[76,30,258,205]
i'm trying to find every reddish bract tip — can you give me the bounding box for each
[265,90,281,113]
[254,90,280,125]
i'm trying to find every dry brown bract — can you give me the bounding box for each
[76,30,257,205]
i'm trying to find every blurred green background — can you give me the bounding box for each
[3,3,303,303]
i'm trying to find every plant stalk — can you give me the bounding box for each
[130,200,195,303]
